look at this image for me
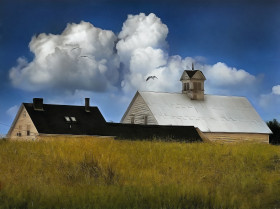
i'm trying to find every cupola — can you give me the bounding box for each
[180,63,206,100]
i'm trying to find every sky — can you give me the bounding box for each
[0,0,280,135]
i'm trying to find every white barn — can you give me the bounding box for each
[121,68,272,143]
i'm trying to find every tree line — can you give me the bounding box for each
[267,119,280,144]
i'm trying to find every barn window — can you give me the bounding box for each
[18,125,22,136]
[23,111,26,117]
[130,115,135,124]
[194,82,201,90]
[27,125,30,136]
[64,116,71,122]
[144,115,148,125]
[65,116,77,123]
[193,82,197,90]
[198,82,201,90]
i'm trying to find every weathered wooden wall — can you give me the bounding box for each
[121,94,158,125]
[204,132,269,143]
[9,106,38,140]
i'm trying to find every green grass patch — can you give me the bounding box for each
[0,137,280,209]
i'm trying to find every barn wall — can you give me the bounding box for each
[9,107,38,140]
[121,94,158,125]
[204,132,269,143]
[104,123,202,142]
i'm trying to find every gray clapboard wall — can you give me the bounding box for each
[121,92,157,125]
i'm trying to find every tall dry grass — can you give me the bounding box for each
[0,136,279,209]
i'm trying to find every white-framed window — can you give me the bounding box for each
[64,116,71,122]
[65,116,77,123]
[183,83,187,91]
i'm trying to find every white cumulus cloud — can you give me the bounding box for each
[9,13,260,97]
[203,62,256,86]
[10,21,119,92]
[201,62,259,95]
[260,84,280,108]
[272,85,280,95]
[117,13,168,65]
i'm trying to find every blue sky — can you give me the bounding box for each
[0,0,280,135]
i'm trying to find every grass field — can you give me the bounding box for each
[0,137,280,209]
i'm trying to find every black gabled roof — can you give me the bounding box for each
[185,70,199,78]
[180,70,206,81]
[23,103,107,135]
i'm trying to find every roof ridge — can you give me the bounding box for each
[23,103,98,107]
[138,91,246,98]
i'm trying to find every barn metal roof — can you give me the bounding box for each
[139,91,272,134]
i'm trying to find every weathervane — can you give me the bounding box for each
[186,63,195,71]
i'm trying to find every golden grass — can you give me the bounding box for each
[0,136,280,209]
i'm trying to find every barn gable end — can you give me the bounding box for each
[121,91,158,125]
[7,105,38,139]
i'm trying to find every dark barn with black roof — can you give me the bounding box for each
[7,98,107,138]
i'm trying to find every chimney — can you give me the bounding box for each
[85,98,90,112]
[33,98,44,111]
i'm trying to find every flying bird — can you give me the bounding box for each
[146,76,158,81]
[71,47,80,51]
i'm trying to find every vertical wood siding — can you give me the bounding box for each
[122,94,158,125]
